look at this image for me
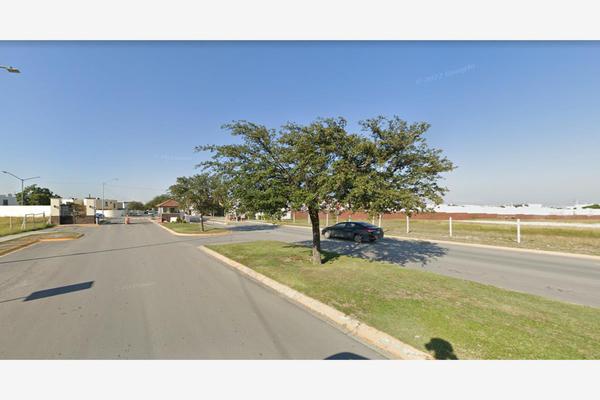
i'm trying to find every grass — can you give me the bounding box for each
[0,216,52,238]
[162,222,226,235]
[269,216,600,256]
[0,231,83,256]
[207,240,600,360]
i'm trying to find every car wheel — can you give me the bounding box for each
[354,234,363,243]
[324,231,331,239]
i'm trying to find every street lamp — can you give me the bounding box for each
[2,171,40,205]
[102,178,118,216]
[0,65,20,74]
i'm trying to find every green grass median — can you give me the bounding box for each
[206,240,600,360]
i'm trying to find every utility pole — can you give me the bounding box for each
[102,178,118,217]
[2,171,40,205]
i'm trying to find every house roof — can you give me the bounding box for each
[157,199,179,208]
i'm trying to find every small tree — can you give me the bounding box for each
[169,173,223,231]
[198,116,454,264]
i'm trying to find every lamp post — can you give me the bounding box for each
[2,171,40,205]
[102,178,118,217]
[0,65,20,74]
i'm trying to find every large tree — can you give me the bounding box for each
[168,173,224,231]
[16,184,59,205]
[198,116,454,264]
[145,194,171,210]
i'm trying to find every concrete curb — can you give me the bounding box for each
[199,245,431,360]
[0,234,83,257]
[152,220,230,237]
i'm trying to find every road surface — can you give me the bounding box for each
[236,223,600,308]
[2,218,599,359]
[0,220,383,359]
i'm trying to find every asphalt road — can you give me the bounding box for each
[0,219,384,359]
[238,223,600,308]
[2,218,599,359]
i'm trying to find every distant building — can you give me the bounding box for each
[0,193,17,206]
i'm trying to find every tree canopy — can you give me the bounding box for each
[16,184,59,205]
[145,194,171,210]
[168,173,225,231]
[197,116,454,264]
[126,201,145,211]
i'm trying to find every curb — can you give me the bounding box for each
[152,220,230,237]
[199,245,431,360]
[0,234,83,257]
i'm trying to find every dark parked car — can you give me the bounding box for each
[321,221,384,243]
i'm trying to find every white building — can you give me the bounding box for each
[0,193,18,206]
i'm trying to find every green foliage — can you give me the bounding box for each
[583,204,600,209]
[16,184,59,205]
[145,194,170,210]
[197,116,454,263]
[126,201,145,210]
[168,173,224,216]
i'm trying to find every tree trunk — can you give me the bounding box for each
[200,213,205,232]
[308,206,322,264]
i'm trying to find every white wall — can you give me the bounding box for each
[0,205,52,217]
[100,209,125,218]
[434,204,600,216]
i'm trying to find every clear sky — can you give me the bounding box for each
[1,41,599,205]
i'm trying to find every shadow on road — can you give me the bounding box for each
[224,224,278,232]
[296,238,447,266]
[0,281,94,304]
[25,281,94,301]
[325,352,370,360]
[425,338,458,360]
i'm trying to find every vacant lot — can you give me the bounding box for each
[207,241,600,360]
[271,217,600,256]
[381,219,600,256]
[162,222,226,235]
[0,216,51,237]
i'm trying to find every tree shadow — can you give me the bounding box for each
[225,224,279,232]
[295,238,447,266]
[325,352,370,360]
[425,338,458,360]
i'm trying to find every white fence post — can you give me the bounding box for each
[517,218,521,244]
[9,216,12,231]
[292,211,295,223]
[307,212,310,225]
[406,215,410,234]
[378,213,382,228]
[449,217,453,237]
[326,212,329,227]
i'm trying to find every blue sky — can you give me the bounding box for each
[1,41,599,205]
